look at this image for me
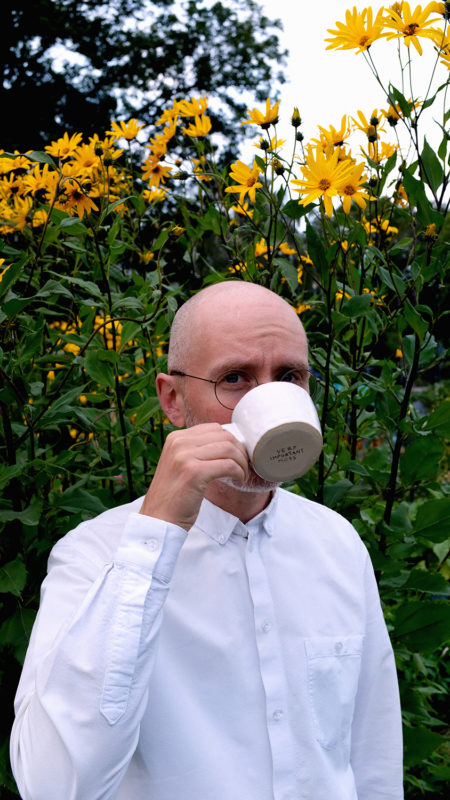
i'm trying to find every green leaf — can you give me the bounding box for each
[133,396,160,426]
[425,400,450,437]
[341,293,373,319]
[58,216,89,235]
[323,479,353,508]
[273,258,298,294]
[401,168,442,226]
[0,608,37,664]
[421,139,444,194]
[400,436,444,483]
[378,265,406,294]
[404,570,450,596]
[413,497,450,542]
[0,558,27,597]
[52,487,108,515]
[99,195,135,223]
[27,150,58,168]
[282,199,313,220]
[84,349,115,386]
[0,497,43,526]
[403,725,446,767]
[152,228,170,251]
[0,259,25,299]
[394,600,450,652]
[402,300,429,342]
[306,222,328,283]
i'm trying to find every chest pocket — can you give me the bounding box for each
[304,635,364,750]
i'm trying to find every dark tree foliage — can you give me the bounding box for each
[2,0,287,154]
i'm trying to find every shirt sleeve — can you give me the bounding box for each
[10,511,187,800]
[350,547,404,800]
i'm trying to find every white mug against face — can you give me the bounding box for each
[222,382,323,483]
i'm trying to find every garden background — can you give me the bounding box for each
[1,1,449,796]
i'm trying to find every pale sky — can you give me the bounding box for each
[240,0,447,160]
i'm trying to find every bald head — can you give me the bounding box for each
[168,281,307,372]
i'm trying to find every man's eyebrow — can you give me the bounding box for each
[211,359,310,375]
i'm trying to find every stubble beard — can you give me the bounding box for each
[183,405,280,495]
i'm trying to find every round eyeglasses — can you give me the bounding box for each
[170,368,318,411]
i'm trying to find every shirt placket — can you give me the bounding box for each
[245,527,297,800]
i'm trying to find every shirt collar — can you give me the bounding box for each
[193,489,279,544]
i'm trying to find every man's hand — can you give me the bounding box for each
[139,423,249,530]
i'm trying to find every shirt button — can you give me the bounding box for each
[146,538,159,551]
[335,641,343,653]
[272,709,284,721]
[218,534,226,545]
[262,621,272,633]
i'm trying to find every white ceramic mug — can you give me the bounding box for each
[222,381,323,483]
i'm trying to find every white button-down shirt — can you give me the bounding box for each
[11,488,403,800]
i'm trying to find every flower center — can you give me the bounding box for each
[359,35,370,47]
[246,176,257,187]
[319,178,331,190]
[343,184,356,196]
[404,23,419,35]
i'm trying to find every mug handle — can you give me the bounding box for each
[222,422,246,445]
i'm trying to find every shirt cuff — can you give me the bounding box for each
[114,512,187,573]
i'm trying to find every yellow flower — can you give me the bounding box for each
[425,222,438,237]
[293,302,311,315]
[192,156,213,182]
[148,134,168,160]
[254,238,268,258]
[155,101,182,126]
[278,242,297,256]
[430,29,450,66]
[171,225,185,238]
[32,209,48,228]
[178,96,209,117]
[182,115,212,138]
[352,109,386,140]
[362,141,398,163]
[394,183,409,206]
[325,6,386,53]
[336,289,352,301]
[71,143,101,174]
[363,216,399,238]
[242,98,280,129]
[224,160,263,205]
[316,115,351,148]
[108,119,145,141]
[62,180,98,219]
[395,348,404,358]
[291,146,355,217]
[139,250,155,263]
[337,162,372,213]
[230,202,253,219]
[142,187,167,204]
[141,157,172,187]
[254,135,286,152]
[45,132,83,159]
[383,2,441,54]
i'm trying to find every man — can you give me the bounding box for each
[11,281,403,800]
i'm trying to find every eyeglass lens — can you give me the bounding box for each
[215,369,317,410]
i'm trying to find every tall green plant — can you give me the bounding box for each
[1,3,449,796]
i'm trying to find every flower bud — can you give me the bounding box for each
[291,107,302,128]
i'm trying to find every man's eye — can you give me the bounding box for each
[279,370,300,383]
[222,372,245,385]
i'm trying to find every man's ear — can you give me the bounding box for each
[156,373,187,428]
